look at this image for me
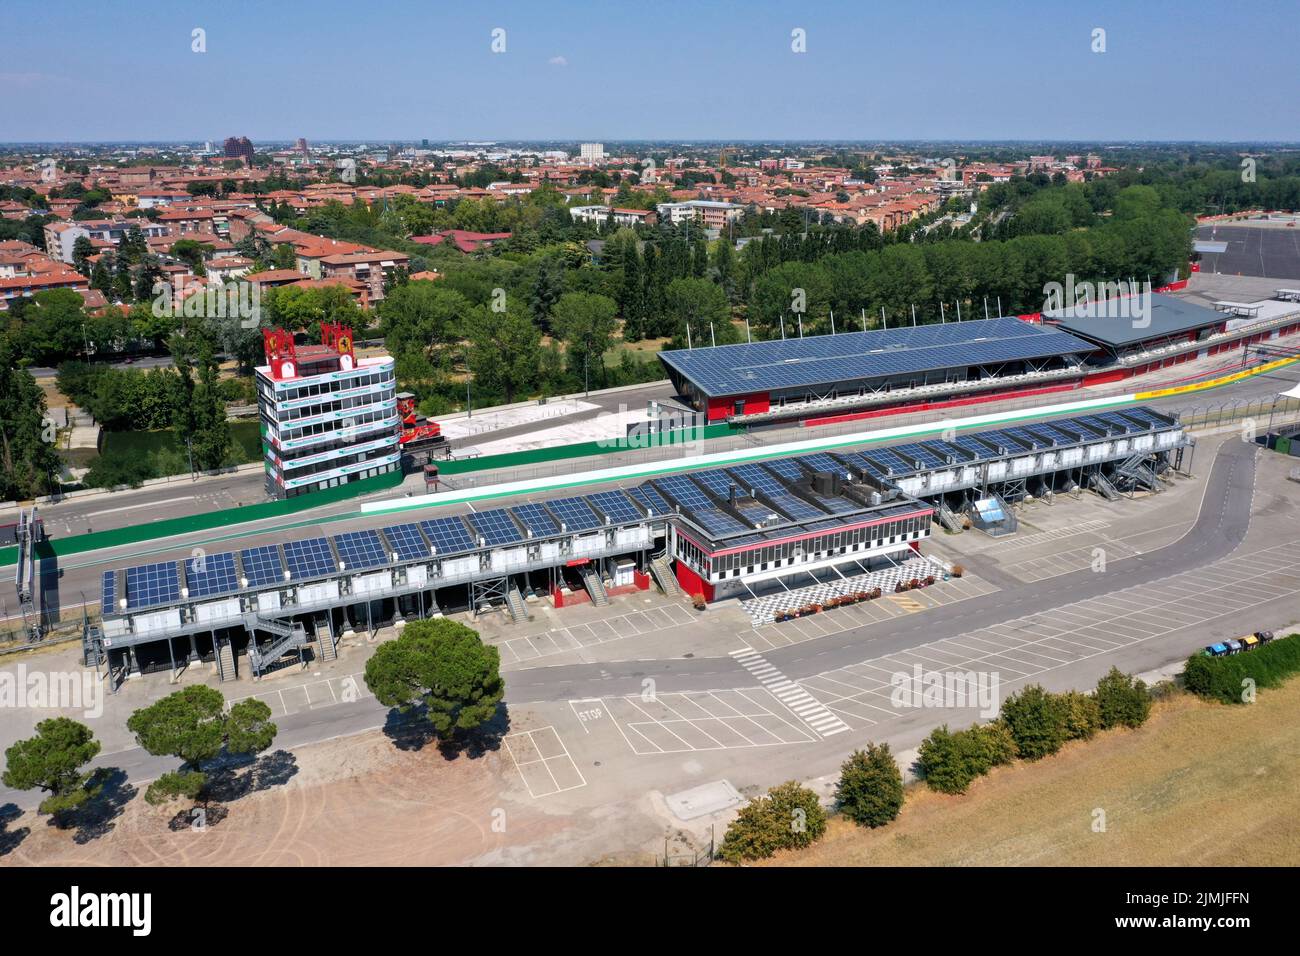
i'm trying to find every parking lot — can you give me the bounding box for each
[491,602,698,667]
[802,536,1300,730]
[570,688,821,756]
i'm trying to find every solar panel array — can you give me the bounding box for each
[101,571,116,610]
[546,496,603,532]
[658,317,1094,397]
[511,502,561,538]
[333,530,389,571]
[420,517,476,555]
[468,508,524,546]
[101,405,1181,611]
[124,561,180,609]
[588,490,645,523]
[283,537,337,579]
[185,551,239,599]
[384,523,431,561]
[240,545,284,587]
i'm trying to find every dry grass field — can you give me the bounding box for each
[761,680,1300,866]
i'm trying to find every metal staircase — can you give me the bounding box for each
[505,585,530,624]
[1090,471,1122,501]
[936,500,964,533]
[215,636,237,682]
[244,613,308,677]
[581,566,610,607]
[314,613,337,663]
[650,555,683,598]
[81,618,104,667]
[1114,454,1162,493]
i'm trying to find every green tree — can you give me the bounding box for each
[718,780,827,862]
[0,334,61,499]
[465,303,542,404]
[999,684,1070,760]
[549,292,618,389]
[272,243,298,271]
[663,276,733,350]
[363,618,504,740]
[835,743,904,828]
[1094,667,1151,729]
[126,685,276,805]
[1,718,101,823]
[71,235,94,276]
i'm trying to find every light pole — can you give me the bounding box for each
[464,349,472,418]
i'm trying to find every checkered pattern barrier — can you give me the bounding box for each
[741,555,950,625]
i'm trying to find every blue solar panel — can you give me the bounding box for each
[101,571,116,611]
[628,484,671,515]
[727,463,787,496]
[383,523,431,561]
[653,474,717,511]
[468,508,523,547]
[283,537,336,579]
[686,506,750,537]
[546,496,603,532]
[828,451,886,477]
[690,469,741,499]
[240,545,284,587]
[658,318,1093,397]
[923,440,977,462]
[333,529,389,571]
[588,490,645,523]
[761,458,811,482]
[511,502,561,538]
[799,453,855,476]
[125,561,180,609]
[420,517,476,555]
[185,551,239,598]
[892,442,948,469]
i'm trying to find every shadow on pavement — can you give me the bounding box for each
[381,702,510,760]
[0,802,29,856]
[71,768,137,845]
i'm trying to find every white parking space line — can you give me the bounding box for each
[502,726,587,798]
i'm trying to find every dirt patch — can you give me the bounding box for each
[759,682,1300,866]
[1,730,583,867]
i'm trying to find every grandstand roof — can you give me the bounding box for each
[657,318,1093,397]
[1043,293,1223,348]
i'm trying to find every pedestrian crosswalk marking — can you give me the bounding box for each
[730,647,851,737]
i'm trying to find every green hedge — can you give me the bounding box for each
[1183,634,1300,704]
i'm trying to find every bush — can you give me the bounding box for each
[966,720,1018,770]
[1183,636,1300,705]
[835,744,904,828]
[917,723,1009,794]
[84,450,157,488]
[999,685,1069,760]
[1060,690,1103,740]
[719,781,827,862]
[1094,666,1152,727]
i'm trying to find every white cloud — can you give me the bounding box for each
[547,55,568,67]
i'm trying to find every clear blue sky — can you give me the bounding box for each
[3,0,1297,142]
